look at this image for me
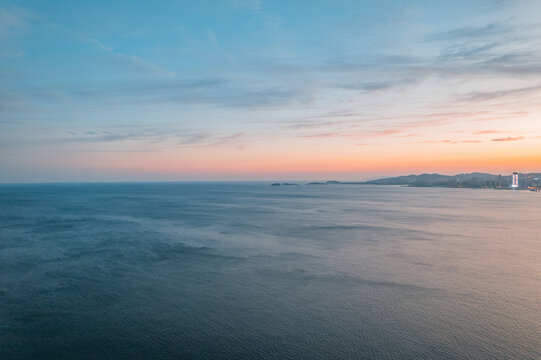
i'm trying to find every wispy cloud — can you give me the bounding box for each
[3,126,249,151]
[50,76,310,109]
[178,132,211,145]
[491,136,525,142]
[463,84,541,101]
[83,36,175,77]
[422,139,483,144]
[288,109,510,143]
[335,79,417,92]
[474,130,502,135]
[0,5,32,40]
[228,0,262,12]
[206,29,235,64]
[425,23,508,42]
[0,87,25,111]
[296,119,448,141]
[178,131,245,147]
[0,5,33,58]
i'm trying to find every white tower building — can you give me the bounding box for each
[511,172,519,189]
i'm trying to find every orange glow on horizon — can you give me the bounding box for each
[54,144,541,180]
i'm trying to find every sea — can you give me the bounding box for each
[0,182,539,359]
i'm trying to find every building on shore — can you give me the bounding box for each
[511,172,519,189]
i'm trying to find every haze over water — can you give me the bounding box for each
[1,183,539,359]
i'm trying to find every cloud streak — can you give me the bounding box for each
[425,22,508,42]
[491,136,525,142]
[463,84,541,102]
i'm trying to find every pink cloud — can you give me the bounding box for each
[491,136,525,142]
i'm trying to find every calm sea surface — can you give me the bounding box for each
[0,183,539,359]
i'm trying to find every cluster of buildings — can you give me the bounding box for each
[359,172,541,190]
[498,172,540,191]
[520,173,541,191]
[457,172,541,190]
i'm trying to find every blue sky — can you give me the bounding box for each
[1,0,541,182]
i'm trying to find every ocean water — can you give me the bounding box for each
[0,182,539,359]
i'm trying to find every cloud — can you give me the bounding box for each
[206,29,234,64]
[425,23,508,42]
[179,132,211,145]
[5,0,541,153]
[296,120,446,141]
[463,84,541,101]
[212,132,245,146]
[0,5,32,39]
[6,73,311,112]
[421,139,483,144]
[438,42,500,61]
[83,36,175,77]
[491,136,525,142]
[286,119,352,130]
[337,80,408,91]
[63,76,309,108]
[297,132,345,139]
[2,125,249,151]
[74,127,247,148]
[286,110,496,139]
[229,0,262,12]
[8,8,541,117]
[0,5,33,58]
[244,26,541,111]
[474,130,502,135]
[325,54,421,70]
[289,15,541,103]
[0,87,28,112]
[290,109,506,143]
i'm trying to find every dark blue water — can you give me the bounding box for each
[1,183,540,359]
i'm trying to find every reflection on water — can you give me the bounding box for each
[1,183,540,359]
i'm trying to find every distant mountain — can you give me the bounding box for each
[362,173,454,186]
[454,172,496,182]
[270,173,541,189]
[360,172,541,188]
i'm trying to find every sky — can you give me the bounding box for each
[1,0,540,182]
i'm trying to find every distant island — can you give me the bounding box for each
[271,173,541,190]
